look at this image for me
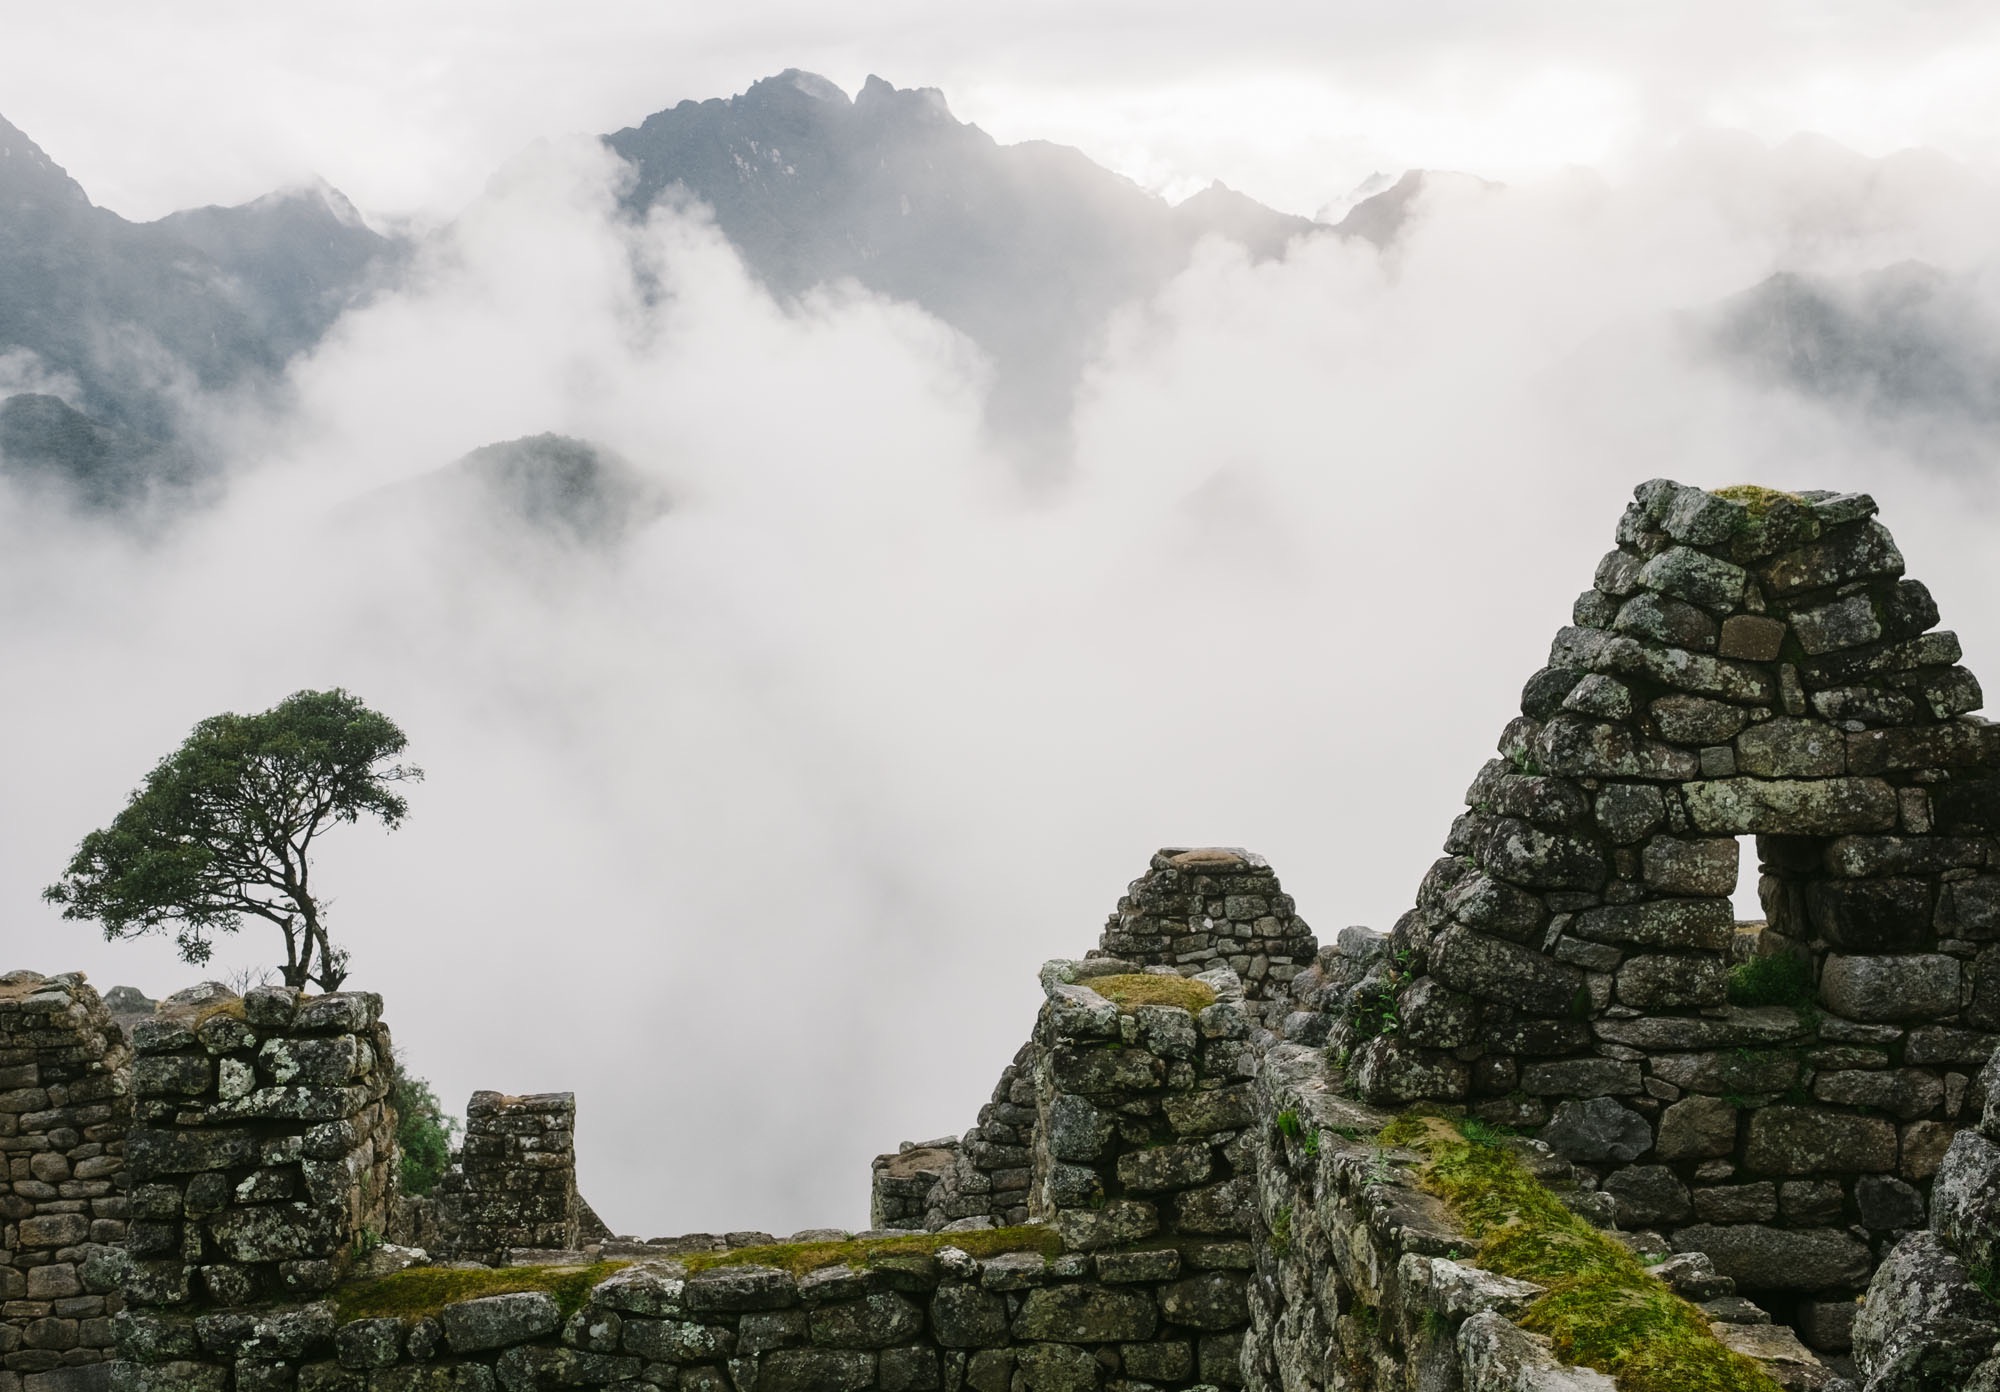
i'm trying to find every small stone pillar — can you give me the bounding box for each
[1030,960,1259,1248]
[431,1092,580,1264]
[1095,849,1318,1019]
[0,971,130,1388]
[115,984,395,1390]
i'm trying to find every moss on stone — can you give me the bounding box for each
[1711,485,1802,518]
[679,1223,1063,1277]
[1085,973,1217,1014]
[1381,1113,1784,1392]
[333,1260,630,1324]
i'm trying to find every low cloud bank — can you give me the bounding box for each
[4,131,1998,1235]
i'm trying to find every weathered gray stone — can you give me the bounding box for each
[1442,870,1548,941]
[1651,695,1751,746]
[1044,1094,1114,1162]
[1791,594,1883,655]
[1538,1097,1651,1163]
[1762,520,1904,597]
[1537,713,1699,781]
[1683,777,1899,835]
[1655,1095,1740,1161]
[1735,718,1846,778]
[1932,1128,2000,1276]
[1114,1143,1212,1193]
[1811,1068,1943,1121]
[1693,1182,1777,1223]
[1400,978,1480,1050]
[1744,1105,1898,1174]
[1457,1311,1617,1391]
[1640,546,1748,612]
[440,1293,561,1354]
[622,1319,736,1362]
[1614,954,1729,1011]
[758,1348,876,1392]
[1162,1086,1255,1136]
[1011,1285,1157,1343]
[1670,1224,1872,1292]
[1808,878,1934,952]
[1053,1200,1156,1252]
[1640,837,1738,897]
[1352,1032,1480,1112]
[1595,782,1667,844]
[809,1292,923,1349]
[1157,1272,1250,1331]
[1572,898,1733,952]
[1519,1057,1642,1097]
[1852,1232,2000,1392]
[1429,925,1583,1015]
[1011,1341,1098,1392]
[929,1285,1009,1348]
[1854,1174,1926,1231]
[1615,594,1718,652]
[1479,818,1607,891]
[1593,1006,1808,1051]
[1602,1165,1692,1227]
[1819,953,1961,1022]
[1172,1175,1257,1237]
[1650,1049,1801,1095]
[1719,614,1786,661]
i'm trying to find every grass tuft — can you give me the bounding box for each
[1711,484,1802,518]
[1084,973,1216,1014]
[335,1227,1063,1326]
[1385,1112,1785,1392]
[676,1224,1062,1278]
[334,1261,629,1324]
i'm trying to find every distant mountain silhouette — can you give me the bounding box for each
[603,71,1321,462]
[439,434,668,545]
[0,113,398,503]
[1703,261,2000,426]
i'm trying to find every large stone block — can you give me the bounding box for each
[1478,818,1606,891]
[1762,520,1904,598]
[1011,1285,1157,1343]
[1806,879,1934,952]
[1571,899,1733,952]
[1819,953,1960,1023]
[1670,1224,1872,1292]
[1932,1128,2000,1277]
[1811,1068,1943,1121]
[439,1292,561,1354]
[1735,718,1846,778]
[1538,1097,1651,1163]
[1654,1095,1739,1160]
[1639,546,1748,612]
[808,1292,923,1349]
[1429,925,1583,1015]
[1640,837,1738,897]
[1518,1057,1642,1098]
[1852,1232,2000,1392]
[1683,777,1899,835]
[1614,954,1728,1011]
[1352,1035,1472,1106]
[1744,1105,1897,1174]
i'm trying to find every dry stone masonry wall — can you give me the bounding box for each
[430,1092,586,1265]
[1337,478,2000,1354]
[115,984,396,1392]
[0,972,129,1391]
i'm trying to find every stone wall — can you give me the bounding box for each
[430,1091,585,1265]
[0,971,129,1391]
[1339,479,2000,1353]
[1092,850,1318,1022]
[115,983,396,1391]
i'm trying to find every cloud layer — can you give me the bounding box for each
[6,129,2000,1236]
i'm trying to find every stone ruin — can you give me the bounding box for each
[7,479,2000,1392]
[1333,479,2000,1350]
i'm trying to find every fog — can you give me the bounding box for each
[5,125,2000,1236]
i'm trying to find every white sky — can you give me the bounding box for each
[5,0,2000,220]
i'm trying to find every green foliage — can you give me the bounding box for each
[336,1261,628,1324]
[1275,1109,1302,1139]
[1383,1112,1784,1392]
[1085,973,1217,1014]
[1727,953,1814,1010]
[1301,1129,1320,1157]
[391,1059,458,1198]
[1270,1205,1292,1255]
[677,1224,1062,1278]
[1970,1262,2000,1304]
[44,689,422,991]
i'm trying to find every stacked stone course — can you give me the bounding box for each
[430,1092,587,1265]
[0,972,129,1392]
[1339,478,2000,1353]
[1093,850,1317,1023]
[115,982,395,1391]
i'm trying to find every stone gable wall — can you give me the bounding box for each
[1339,479,2000,1353]
[0,971,129,1391]
[429,1091,583,1265]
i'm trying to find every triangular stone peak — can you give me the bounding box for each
[1346,479,2000,1309]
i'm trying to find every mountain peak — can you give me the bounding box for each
[855,74,954,122]
[0,112,92,212]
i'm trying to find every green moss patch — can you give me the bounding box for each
[334,1261,630,1324]
[1380,1113,1783,1392]
[679,1223,1062,1278]
[1726,952,1814,1011]
[1711,485,1803,518]
[1085,973,1216,1014]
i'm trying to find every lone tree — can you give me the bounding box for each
[45,688,421,991]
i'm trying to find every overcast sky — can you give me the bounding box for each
[5,1,2000,220]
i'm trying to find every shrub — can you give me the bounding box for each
[391,1058,458,1197]
[1727,952,1814,1010]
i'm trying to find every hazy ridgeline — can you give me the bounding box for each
[4,72,2000,1238]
